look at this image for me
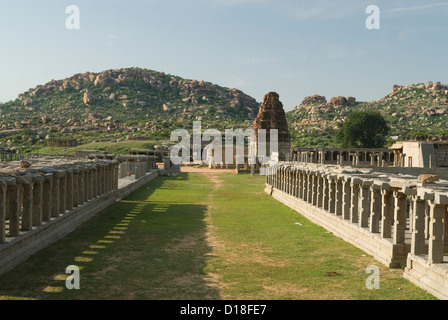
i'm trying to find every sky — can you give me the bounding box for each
[0,0,447,111]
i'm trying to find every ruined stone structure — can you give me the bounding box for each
[253,92,291,161]
[390,141,448,168]
[46,139,78,148]
[0,156,160,276]
[265,163,448,299]
[292,147,395,167]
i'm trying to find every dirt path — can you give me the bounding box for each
[181,166,235,174]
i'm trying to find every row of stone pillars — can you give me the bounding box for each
[293,150,395,167]
[0,160,119,244]
[266,164,448,264]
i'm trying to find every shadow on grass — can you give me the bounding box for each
[0,173,220,300]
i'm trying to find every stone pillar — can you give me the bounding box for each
[113,161,119,197]
[52,171,61,217]
[370,185,382,233]
[78,167,85,205]
[381,188,393,239]
[428,201,446,264]
[0,179,7,244]
[6,178,20,237]
[342,178,351,220]
[102,164,107,195]
[411,195,427,255]
[19,176,33,231]
[350,179,361,224]
[72,168,79,207]
[335,178,343,216]
[322,175,329,211]
[84,166,90,201]
[287,170,292,195]
[291,169,296,197]
[92,166,98,198]
[393,190,407,245]
[312,174,318,206]
[359,181,372,228]
[42,174,53,222]
[65,169,73,211]
[307,172,313,204]
[303,172,308,202]
[317,175,323,208]
[32,175,44,227]
[58,171,66,215]
[328,176,336,214]
[298,171,304,199]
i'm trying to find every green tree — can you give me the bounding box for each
[336,110,390,148]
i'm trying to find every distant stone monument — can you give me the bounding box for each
[252,92,291,161]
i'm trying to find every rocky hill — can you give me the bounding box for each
[0,67,260,152]
[287,82,448,147]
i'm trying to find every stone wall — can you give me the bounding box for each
[265,163,448,299]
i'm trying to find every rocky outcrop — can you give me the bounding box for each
[328,96,356,107]
[301,95,327,105]
[83,89,94,105]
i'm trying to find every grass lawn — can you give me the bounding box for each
[0,172,436,300]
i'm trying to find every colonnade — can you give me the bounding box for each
[266,164,448,265]
[0,160,118,244]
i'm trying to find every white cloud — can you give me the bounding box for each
[211,0,269,6]
[227,74,250,88]
[383,2,448,13]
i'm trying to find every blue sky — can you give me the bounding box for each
[0,0,447,111]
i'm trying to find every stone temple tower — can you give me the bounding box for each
[252,92,291,161]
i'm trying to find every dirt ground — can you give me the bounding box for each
[180,166,235,173]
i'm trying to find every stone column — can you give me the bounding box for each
[65,169,74,211]
[369,185,382,233]
[350,179,361,224]
[52,171,61,217]
[335,178,343,216]
[411,195,427,255]
[92,166,98,198]
[0,179,7,244]
[58,170,66,215]
[393,190,407,245]
[287,169,292,195]
[42,174,53,222]
[317,175,323,208]
[113,161,119,197]
[342,177,351,220]
[307,172,313,204]
[19,176,33,231]
[381,188,393,239]
[303,171,308,202]
[428,201,446,264]
[322,175,329,211]
[291,169,296,197]
[6,178,20,237]
[359,181,372,228]
[32,175,44,227]
[72,168,79,207]
[328,176,336,214]
[78,167,85,205]
[298,171,304,199]
[312,174,318,206]
[84,166,90,201]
